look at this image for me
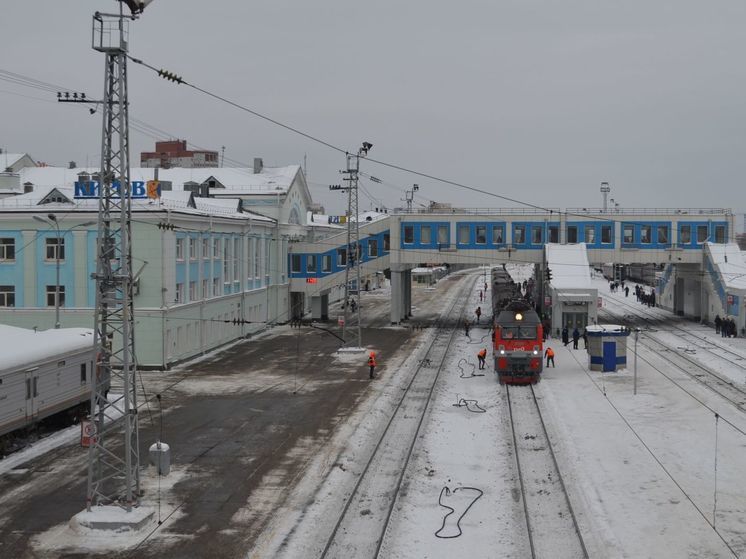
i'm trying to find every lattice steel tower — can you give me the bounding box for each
[86,5,140,512]
[340,143,372,348]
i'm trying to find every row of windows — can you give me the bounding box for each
[0,285,63,307]
[401,222,727,247]
[0,237,65,261]
[290,235,390,274]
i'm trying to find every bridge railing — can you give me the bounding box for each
[394,207,561,215]
[565,207,732,216]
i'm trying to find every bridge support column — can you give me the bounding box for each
[390,270,405,324]
[404,270,412,318]
[311,293,329,321]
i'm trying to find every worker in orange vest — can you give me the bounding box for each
[368,351,377,379]
[477,348,487,370]
[544,347,555,368]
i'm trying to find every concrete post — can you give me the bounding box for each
[391,270,403,324]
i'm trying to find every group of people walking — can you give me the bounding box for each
[561,326,587,350]
[714,315,738,338]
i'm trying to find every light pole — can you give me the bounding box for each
[33,214,96,328]
[634,328,640,395]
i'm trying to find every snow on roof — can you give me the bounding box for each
[0,153,30,169]
[18,165,300,194]
[1,324,94,373]
[351,210,388,223]
[545,243,592,289]
[707,243,746,291]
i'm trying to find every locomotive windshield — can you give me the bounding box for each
[500,326,537,340]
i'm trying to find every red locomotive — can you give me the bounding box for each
[491,268,543,384]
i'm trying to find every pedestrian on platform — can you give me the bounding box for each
[562,326,569,346]
[715,315,722,334]
[479,290,483,302]
[475,306,482,324]
[625,286,629,298]
[572,327,580,349]
[582,328,588,349]
[544,347,555,368]
[368,351,377,379]
[477,348,487,370]
[464,319,471,337]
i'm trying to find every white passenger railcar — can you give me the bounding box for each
[0,325,94,438]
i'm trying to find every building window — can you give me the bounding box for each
[0,238,15,261]
[623,225,634,244]
[420,226,432,245]
[492,226,504,244]
[369,239,378,257]
[307,255,317,273]
[175,283,184,303]
[567,226,578,244]
[202,278,209,298]
[475,225,486,244]
[680,225,691,244]
[640,225,652,244]
[657,225,669,244]
[383,233,390,252]
[214,237,222,258]
[403,225,414,244]
[189,237,197,259]
[176,238,185,260]
[202,238,210,258]
[213,278,221,296]
[0,285,15,307]
[458,225,470,244]
[438,225,449,245]
[189,281,197,301]
[601,225,612,244]
[714,225,726,243]
[291,255,301,273]
[322,254,332,272]
[697,225,708,243]
[233,238,240,281]
[45,238,65,260]
[548,225,559,244]
[253,239,260,279]
[513,225,525,244]
[46,285,65,307]
[532,226,543,244]
[584,227,595,244]
[337,248,347,267]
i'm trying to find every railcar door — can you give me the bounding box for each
[24,367,40,421]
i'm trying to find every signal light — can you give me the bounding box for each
[306,278,318,284]
[545,268,553,281]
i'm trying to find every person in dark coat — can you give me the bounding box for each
[572,327,580,349]
[582,328,588,349]
[625,286,629,298]
[475,306,482,324]
[562,326,569,347]
[714,315,722,334]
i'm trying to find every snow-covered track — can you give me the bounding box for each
[506,385,588,559]
[601,306,746,411]
[320,276,475,559]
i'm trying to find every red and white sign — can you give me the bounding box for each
[727,294,734,305]
[338,317,345,326]
[80,420,97,447]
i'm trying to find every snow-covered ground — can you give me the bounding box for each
[262,274,746,558]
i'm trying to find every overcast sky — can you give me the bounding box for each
[2,1,745,217]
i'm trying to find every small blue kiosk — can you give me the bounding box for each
[586,324,630,372]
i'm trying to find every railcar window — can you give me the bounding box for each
[81,363,87,384]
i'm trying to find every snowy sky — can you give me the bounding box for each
[2,1,745,215]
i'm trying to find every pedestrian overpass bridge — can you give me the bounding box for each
[289,207,740,328]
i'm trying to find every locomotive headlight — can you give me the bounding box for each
[515,312,523,321]
[533,350,538,355]
[533,345,539,355]
[498,345,505,355]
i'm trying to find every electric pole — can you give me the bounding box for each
[86,2,146,512]
[403,183,419,212]
[334,142,372,348]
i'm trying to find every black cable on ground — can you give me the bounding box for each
[457,358,484,378]
[452,397,486,413]
[434,486,484,539]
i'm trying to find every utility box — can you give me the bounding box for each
[586,325,630,372]
[149,441,171,476]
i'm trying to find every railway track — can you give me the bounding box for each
[506,385,588,559]
[319,274,476,559]
[601,302,746,411]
